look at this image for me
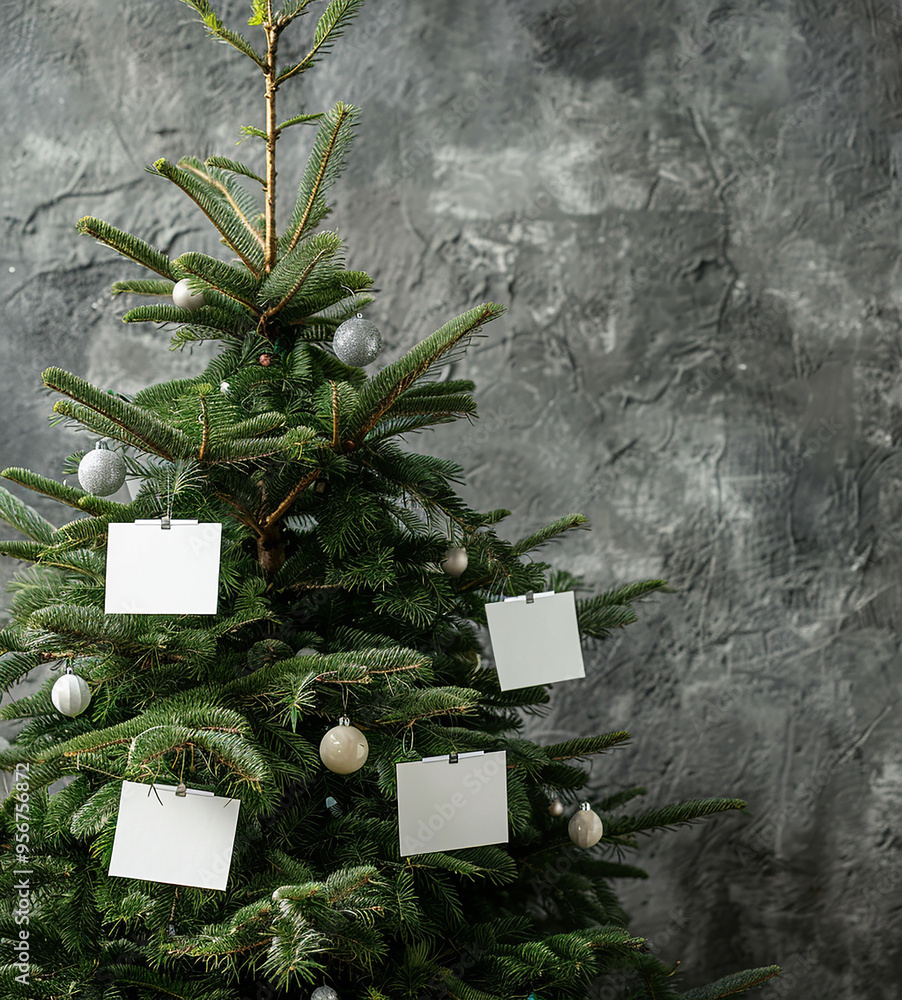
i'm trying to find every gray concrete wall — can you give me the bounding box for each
[3,1,901,996]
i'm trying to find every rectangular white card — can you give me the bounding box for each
[485,590,585,690]
[397,750,508,856]
[104,520,222,615]
[108,781,240,891]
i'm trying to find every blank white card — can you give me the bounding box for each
[108,781,240,891]
[397,750,508,856]
[105,520,222,615]
[485,590,586,690]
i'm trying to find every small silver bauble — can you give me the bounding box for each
[319,717,369,774]
[311,988,339,1000]
[548,798,565,817]
[441,546,468,578]
[332,314,382,366]
[568,802,604,848]
[172,278,205,310]
[219,380,230,394]
[78,444,126,497]
[51,669,91,717]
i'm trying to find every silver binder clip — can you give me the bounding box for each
[525,591,535,604]
[175,782,187,797]
[449,752,459,764]
[161,515,171,530]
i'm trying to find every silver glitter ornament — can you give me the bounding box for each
[319,717,369,774]
[333,314,382,366]
[311,988,339,1000]
[441,546,468,578]
[172,278,205,310]
[568,802,604,848]
[78,444,126,496]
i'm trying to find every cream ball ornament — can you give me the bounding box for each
[441,546,468,578]
[172,278,205,310]
[78,443,126,497]
[568,802,604,848]
[51,668,91,718]
[548,798,565,817]
[319,717,369,774]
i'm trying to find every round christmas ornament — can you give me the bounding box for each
[78,443,126,497]
[259,353,273,367]
[172,278,205,311]
[548,798,565,817]
[319,717,369,774]
[219,380,230,394]
[441,546,468,578]
[568,802,604,848]
[51,668,91,718]
[311,988,339,1000]
[332,314,382,367]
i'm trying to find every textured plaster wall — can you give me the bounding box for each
[2,1,902,996]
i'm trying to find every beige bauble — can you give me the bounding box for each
[441,546,468,578]
[568,802,604,848]
[548,798,565,817]
[172,278,205,310]
[319,717,369,774]
[51,671,91,717]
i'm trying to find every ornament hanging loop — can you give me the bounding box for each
[340,284,362,318]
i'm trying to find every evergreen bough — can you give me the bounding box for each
[0,3,778,999]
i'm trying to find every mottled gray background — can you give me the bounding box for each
[2,0,901,996]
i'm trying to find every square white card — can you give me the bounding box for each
[105,520,222,615]
[108,781,240,891]
[397,750,508,856]
[485,590,586,691]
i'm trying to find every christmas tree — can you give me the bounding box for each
[0,3,779,998]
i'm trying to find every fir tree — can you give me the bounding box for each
[0,3,778,999]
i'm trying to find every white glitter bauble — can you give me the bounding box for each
[311,988,339,1000]
[441,546,468,578]
[51,672,91,717]
[333,314,382,366]
[568,802,604,848]
[78,446,126,496]
[172,278,205,311]
[319,717,369,774]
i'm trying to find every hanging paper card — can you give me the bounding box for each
[104,520,222,615]
[484,590,585,691]
[108,781,240,891]
[397,750,508,856]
